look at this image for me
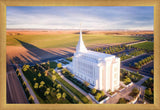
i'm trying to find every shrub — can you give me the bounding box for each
[57,63,62,69]
[95,93,101,101]
[91,88,96,95]
[101,90,105,97]
[117,98,128,104]
[129,87,139,98]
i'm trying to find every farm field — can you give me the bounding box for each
[132,41,154,52]
[7,32,146,49]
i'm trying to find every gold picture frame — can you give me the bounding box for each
[0,0,160,110]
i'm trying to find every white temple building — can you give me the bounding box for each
[67,29,120,92]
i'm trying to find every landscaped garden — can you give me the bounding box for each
[40,61,91,104]
[61,68,108,102]
[142,78,154,103]
[129,87,140,98]
[21,64,79,104]
[120,69,143,85]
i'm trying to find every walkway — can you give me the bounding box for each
[57,71,96,103]
[39,65,83,103]
[18,67,40,104]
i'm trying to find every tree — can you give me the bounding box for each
[56,84,61,89]
[33,78,36,81]
[52,69,56,74]
[28,95,34,102]
[101,90,105,97]
[131,75,135,80]
[44,70,48,76]
[52,75,56,82]
[34,83,39,89]
[39,84,43,88]
[62,92,66,99]
[25,87,29,92]
[95,93,101,101]
[38,73,41,77]
[52,88,56,92]
[44,90,50,96]
[22,65,30,72]
[132,87,139,94]
[56,93,61,100]
[40,81,45,85]
[117,98,128,104]
[134,63,138,68]
[91,88,97,94]
[46,88,50,92]
[16,68,19,74]
[124,77,131,84]
[18,72,21,76]
[57,63,62,69]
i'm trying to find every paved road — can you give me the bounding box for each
[18,67,39,104]
[7,62,28,103]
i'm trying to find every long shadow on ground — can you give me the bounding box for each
[15,38,53,60]
[15,38,73,66]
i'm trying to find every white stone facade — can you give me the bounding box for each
[67,29,120,92]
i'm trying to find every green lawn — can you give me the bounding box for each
[132,41,153,52]
[7,34,146,48]
[22,65,77,104]
[53,73,91,104]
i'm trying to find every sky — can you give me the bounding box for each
[7,6,153,30]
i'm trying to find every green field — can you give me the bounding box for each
[132,41,154,52]
[7,34,146,48]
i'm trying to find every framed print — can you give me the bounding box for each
[0,0,160,110]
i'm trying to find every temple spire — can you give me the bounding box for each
[76,25,87,53]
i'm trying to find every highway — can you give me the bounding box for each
[7,63,28,103]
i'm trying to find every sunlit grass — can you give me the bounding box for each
[7,34,145,48]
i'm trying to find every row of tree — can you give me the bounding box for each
[16,69,34,103]
[94,45,127,54]
[134,55,153,69]
[129,49,144,56]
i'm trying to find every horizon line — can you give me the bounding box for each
[6,28,153,31]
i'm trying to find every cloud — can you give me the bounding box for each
[7,6,153,30]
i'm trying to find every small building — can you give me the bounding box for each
[67,29,120,92]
